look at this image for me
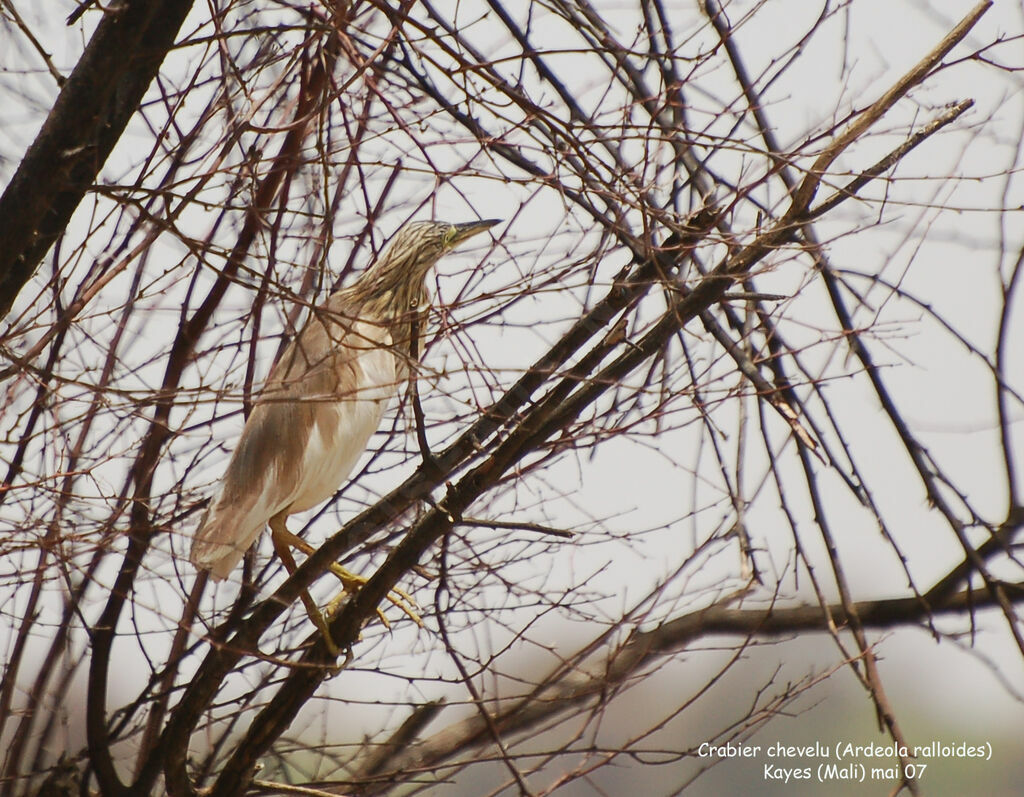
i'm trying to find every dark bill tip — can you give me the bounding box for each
[455,218,502,232]
[450,218,502,246]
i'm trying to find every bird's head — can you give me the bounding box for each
[386,218,502,267]
[351,218,501,313]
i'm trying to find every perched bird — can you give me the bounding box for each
[190,219,500,640]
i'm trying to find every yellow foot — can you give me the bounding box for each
[322,560,422,629]
[274,526,422,629]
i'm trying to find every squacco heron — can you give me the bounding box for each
[190,219,500,647]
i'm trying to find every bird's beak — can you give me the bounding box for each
[449,218,502,248]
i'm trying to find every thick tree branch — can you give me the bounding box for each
[0,0,196,320]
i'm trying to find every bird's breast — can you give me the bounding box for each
[285,334,403,514]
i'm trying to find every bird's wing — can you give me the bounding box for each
[190,300,397,578]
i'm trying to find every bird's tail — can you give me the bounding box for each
[190,501,265,580]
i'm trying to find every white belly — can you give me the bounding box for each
[286,339,400,513]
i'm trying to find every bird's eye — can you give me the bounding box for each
[443,226,458,247]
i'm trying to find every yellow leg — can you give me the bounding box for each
[269,513,422,639]
[276,525,422,628]
[270,512,340,656]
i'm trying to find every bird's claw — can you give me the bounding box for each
[325,561,422,629]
